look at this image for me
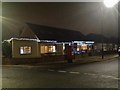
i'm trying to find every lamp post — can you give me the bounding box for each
[101,0,119,59]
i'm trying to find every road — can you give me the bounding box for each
[2,58,119,88]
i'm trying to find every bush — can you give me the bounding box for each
[2,40,12,58]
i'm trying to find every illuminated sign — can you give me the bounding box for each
[85,41,94,44]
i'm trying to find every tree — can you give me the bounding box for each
[2,40,12,58]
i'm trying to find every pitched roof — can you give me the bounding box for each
[23,23,84,42]
[19,24,37,39]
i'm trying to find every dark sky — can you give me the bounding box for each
[2,2,118,40]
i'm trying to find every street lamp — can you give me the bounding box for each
[101,0,119,59]
[104,0,119,8]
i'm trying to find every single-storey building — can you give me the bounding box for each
[8,38,58,58]
[8,38,95,58]
[5,23,95,58]
[4,23,118,58]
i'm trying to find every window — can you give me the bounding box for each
[48,46,56,52]
[41,46,48,53]
[40,45,56,54]
[81,44,87,50]
[20,46,32,54]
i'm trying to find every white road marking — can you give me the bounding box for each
[101,75,114,78]
[84,73,119,80]
[47,70,118,80]
[69,71,80,74]
[58,70,67,73]
[84,73,89,75]
[101,75,119,80]
[8,65,120,80]
[112,77,120,80]
[84,73,96,76]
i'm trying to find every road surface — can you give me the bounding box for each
[2,58,119,88]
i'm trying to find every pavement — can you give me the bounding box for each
[32,54,119,66]
[2,54,119,67]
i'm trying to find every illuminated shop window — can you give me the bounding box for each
[49,46,56,52]
[45,46,48,53]
[41,46,48,53]
[40,45,56,54]
[77,47,80,51]
[20,46,31,54]
[63,43,65,51]
[81,44,87,50]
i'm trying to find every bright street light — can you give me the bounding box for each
[101,0,119,59]
[103,0,119,8]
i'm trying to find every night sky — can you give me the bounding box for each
[2,2,118,40]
